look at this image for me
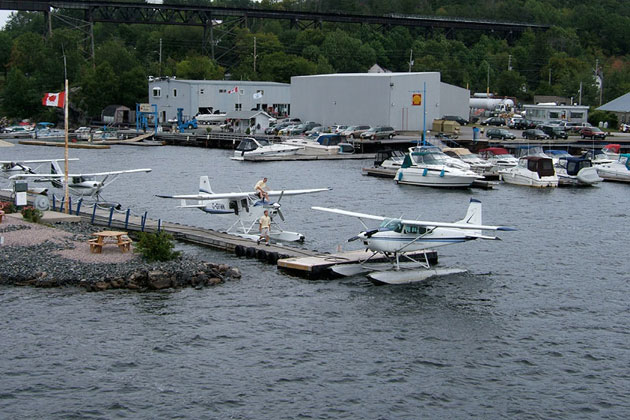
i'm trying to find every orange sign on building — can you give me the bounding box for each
[412,93,422,106]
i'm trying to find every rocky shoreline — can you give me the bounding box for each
[0,216,241,291]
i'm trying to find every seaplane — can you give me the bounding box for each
[312,199,515,285]
[1,158,80,195]
[157,176,331,242]
[9,161,151,204]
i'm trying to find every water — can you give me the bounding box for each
[1,143,629,418]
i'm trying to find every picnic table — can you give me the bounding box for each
[89,230,132,253]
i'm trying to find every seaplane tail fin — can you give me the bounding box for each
[458,198,482,236]
[199,176,213,194]
[50,161,63,189]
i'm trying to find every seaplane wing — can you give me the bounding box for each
[157,187,330,201]
[312,201,515,232]
[9,168,152,180]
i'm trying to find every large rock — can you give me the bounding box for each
[148,270,172,289]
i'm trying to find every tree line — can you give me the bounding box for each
[1,0,629,123]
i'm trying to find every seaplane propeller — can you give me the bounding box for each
[348,228,379,242]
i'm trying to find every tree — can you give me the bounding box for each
[175,55,224,80]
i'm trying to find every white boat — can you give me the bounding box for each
[499,156,559,187]
[595,153,630,182]
[233,137,301,160]
[394,147,482,188]
[478,147,519,175]
[585,144,621,166]
[283,133,347,155]
[195,113,227,126]
[556,157,602,186]
[377,149,406,169]
[409,146,471,171]
[442,147,494,174]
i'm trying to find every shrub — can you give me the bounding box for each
[21,206,43,223]
[0,201,17,214]
[134,231,181,262]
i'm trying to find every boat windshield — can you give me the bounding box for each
[411,151,448,165]
[379,218,403,232]
[619,155,630,169]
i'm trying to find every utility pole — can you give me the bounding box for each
[508,54,512,71]
[253,36,257,73]
[159,38,162,77]
[548,68,551,85]
[579,81,582,105]
[486,63,490,96]
[408,50,414,72]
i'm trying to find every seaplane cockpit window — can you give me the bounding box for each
[380,218,403,233]
[403,225,428,235]
[72,176,83,183]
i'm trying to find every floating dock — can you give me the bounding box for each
[0,192,424,279]
[18,140,111,149]
[240,153,375,162]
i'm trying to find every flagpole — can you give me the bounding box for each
[63,50,69,214]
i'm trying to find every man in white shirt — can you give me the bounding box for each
[257,209,271,245]
[254,177,269,201]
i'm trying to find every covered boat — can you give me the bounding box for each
[394,147,482,188]
[499,156,558,187]
[233,137,301,160]
[556,157,602,186]
[478,147,518,174]
[595,153,630,182]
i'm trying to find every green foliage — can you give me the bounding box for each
[134,231,182,263]
[588,110,618,128]
[176,55,224,80]
[20,206,43,223]
[0,201,17,214]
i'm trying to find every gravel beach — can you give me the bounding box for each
[0,215,241,290]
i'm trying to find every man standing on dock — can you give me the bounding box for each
[255,177,269,202]
[258,209,271,245]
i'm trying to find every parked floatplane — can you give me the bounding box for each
[313,199,515,285]
[158,176,331,243]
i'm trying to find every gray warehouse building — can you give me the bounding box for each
[290,72,469,131]
[147,77,291,123]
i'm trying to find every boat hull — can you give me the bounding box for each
[395,168,479,188]
[500,171,558,188]
[596,165,630,183]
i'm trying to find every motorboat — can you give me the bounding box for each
[499,156,558,187]
[442,147,494,174]
[283,133,348,155]
[478,147,519,175]
[374,149,406,169]
[595,153,630,182]
[409,145,471,171]
[556,157,602,186]
[513,145,547,158]
[394,146,482,188]
[233,137,301,160]
[545,149,573,165]
[583,144,621,166]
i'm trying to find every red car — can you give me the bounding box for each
[580,127,606,139]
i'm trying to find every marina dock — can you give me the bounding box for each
[0,191,432,279]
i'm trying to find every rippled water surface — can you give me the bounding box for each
[1,143,629,418]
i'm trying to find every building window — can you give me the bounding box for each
[173,89,177,97]
[152,88,161,98]
[235,104,242,111]
[549,111,559,119]
[570,112,583,119]
[219,89,226,93]
[200,89,205,95]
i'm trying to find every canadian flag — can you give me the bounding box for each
[42,92,65,108]
[228,86,239,94]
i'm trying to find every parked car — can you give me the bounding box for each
[538,124,568,140]
[522,129,550,140]
[360,126,396,140]
[342,125,371,139]
[486,128,516,140]
[277,124,299,135]
[329,125,348,134]
[305,125,325,136]
[269,122,291,134]
[507,117,523,128]
[513,118,537,130]
[480,117,505,126]
[442,115,468,125]
[580,126,607,139]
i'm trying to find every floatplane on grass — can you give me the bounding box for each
[9,161,151,205]
[313,199,515,285]
[158,176,330,243]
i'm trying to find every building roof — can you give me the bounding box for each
[225,111,270,120]
[102,104,130,116]
[597,92,630,112]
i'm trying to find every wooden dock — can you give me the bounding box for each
[361,167,498,189]
[18,140,111,149]
[241,153,375,162]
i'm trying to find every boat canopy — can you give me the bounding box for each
[603,144,621,153]
[316,134,343,146]
[522,156,555,177]
[559,156,592,176]
[546,150,571,156]
[479,147,509,156]
[408,147,449,166]
[619,153,630,170]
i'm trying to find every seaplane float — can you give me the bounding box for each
[313,199,515,285]
[158,176,330,243]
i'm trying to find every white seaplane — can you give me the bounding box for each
[9,161,151,203]
[313,199,515,285]
[1,158,80,195]
[157,176,331,242]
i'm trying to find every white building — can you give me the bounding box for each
[290,72,469,131]
[523,104,589,123]
[147,77,291,123]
